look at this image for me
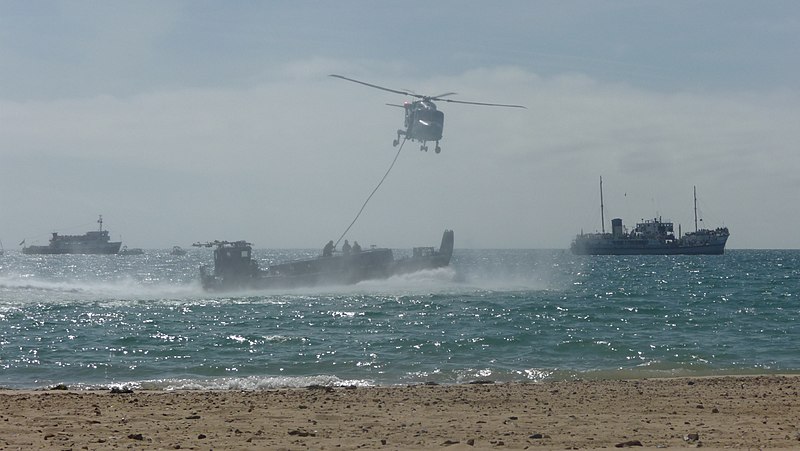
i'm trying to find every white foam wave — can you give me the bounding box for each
[74,375,375,391]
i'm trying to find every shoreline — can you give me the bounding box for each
[2,375,799,450]
[6,366,799,393]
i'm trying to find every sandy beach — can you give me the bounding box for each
[1,375,798,450]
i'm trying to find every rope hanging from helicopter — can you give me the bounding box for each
[335,137,407,248]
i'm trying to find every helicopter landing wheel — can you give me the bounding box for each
[421,145,428,152]
[435,145,441,154]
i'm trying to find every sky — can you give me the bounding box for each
[1,1,799,249]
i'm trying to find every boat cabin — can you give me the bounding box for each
[212,241,259,279]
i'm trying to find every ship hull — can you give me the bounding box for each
[22,242,122,255]
[571,242,727,255]
[572,236,728,255]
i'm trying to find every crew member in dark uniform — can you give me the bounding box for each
[323,240,334,257]
[342,240,351,254]
[352,241,362,253]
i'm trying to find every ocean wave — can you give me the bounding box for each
[69,375,375,391]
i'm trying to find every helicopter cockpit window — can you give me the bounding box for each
[416,109,443,123]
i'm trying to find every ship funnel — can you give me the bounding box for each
[611,218,623,238]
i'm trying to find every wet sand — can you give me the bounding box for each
[1,375,799,450]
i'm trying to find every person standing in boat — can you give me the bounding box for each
[352,241,361,253]
[323,240,334,257]
[342,240,351,255]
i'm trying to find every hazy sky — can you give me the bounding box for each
[2,1,799,249]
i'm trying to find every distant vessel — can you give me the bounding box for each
[171,246,187,256]
[22,215,123,255]
[195,230,454,291]
[571,179,729,255]
[119,246,144,255]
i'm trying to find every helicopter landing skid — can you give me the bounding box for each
[394,131,440,153]
[422,142,441,153]
[418,144,442,153]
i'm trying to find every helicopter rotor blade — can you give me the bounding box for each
[329,74,423,98]
[430,92,458,100]
[436,98,527,108]
[386,103,406,108]
[330,74,526,108]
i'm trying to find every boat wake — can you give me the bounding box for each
[360,266,458,288]
[0,274,204,303]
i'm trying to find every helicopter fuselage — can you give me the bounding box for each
[403,100,444,143]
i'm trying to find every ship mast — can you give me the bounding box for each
[693,186,698,232]
[600,176,605,234]
[98,215,103,232]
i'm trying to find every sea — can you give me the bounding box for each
[1,248,798,390]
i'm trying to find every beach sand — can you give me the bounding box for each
[1,375,799,450]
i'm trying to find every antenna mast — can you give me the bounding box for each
[600,176,605,234]
[98,215,104,232]
[693,186,698,232]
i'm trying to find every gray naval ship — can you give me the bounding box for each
[195,230,454,291]
[571,183,729,255]
[22,215,122,255]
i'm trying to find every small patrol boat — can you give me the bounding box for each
[170,246,187,256]
[118,246,145,255]
[195,230,454,291]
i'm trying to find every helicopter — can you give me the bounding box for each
[330,74,525,153]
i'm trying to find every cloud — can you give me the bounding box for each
[1,63,799,248]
